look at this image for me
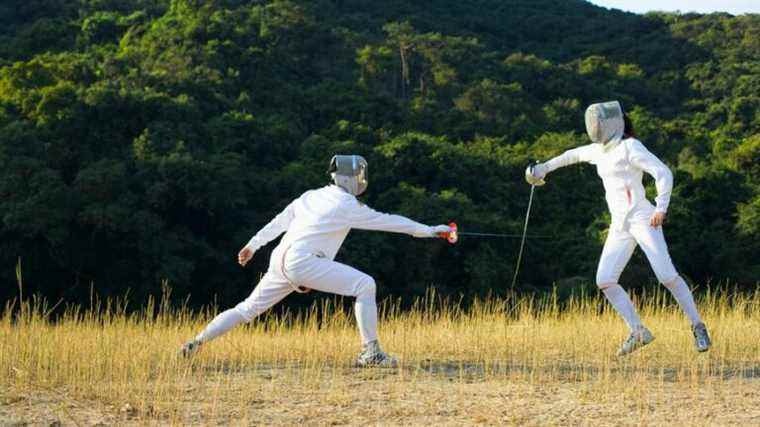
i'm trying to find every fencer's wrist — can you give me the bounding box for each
[533,163,548,179]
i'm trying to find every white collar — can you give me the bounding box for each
[600,137,623,153]
[328,184,352,195]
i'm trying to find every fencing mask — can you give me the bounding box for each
[585,101,624,147]
[329,155,368,196]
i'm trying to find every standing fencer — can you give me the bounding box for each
[525,101,711,356]
[180,155,451,366]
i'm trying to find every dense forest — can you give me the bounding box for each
[0,0,758,309]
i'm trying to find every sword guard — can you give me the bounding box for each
[525,161,546,187]
[437,222,458,244]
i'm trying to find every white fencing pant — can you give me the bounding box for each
[595,221,702,327]
[197,250,378,344]
[596,223,678,286]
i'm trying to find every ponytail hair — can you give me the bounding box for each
[623,113,635,138]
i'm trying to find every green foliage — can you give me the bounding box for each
[0,0,757,308]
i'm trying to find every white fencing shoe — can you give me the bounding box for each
[179,339,202,358]
[692,322,711,352]
[356,340,398,368]
[616,327,655,356]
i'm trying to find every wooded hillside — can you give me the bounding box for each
[1,0,757,307]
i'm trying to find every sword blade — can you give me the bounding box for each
[511,184,536,289]
[457,232,552,239]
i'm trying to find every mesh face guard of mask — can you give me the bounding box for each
[328,155,368,196]
[585,101,624,146]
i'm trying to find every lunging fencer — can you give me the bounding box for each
[526,101,711,356]
[180,155,452,367]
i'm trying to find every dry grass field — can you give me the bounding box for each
[1,286,759,426]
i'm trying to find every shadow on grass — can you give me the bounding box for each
[189,358,760,383]
[409,359,760,382]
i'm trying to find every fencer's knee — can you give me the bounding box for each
[596,281,616,291]
[356,274,376,298]
[596,270,618,289]
[233,302,256,323]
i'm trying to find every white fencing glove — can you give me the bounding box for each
[525,163,547,186]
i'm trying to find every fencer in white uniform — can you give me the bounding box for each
[526,101,711,356]
[180,155,452,366]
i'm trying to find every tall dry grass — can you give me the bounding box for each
[1,278,759,425]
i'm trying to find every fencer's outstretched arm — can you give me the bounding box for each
[346,201,442,237]
[628,140,673,213]
[539,145,595,176]
[244,201,296,251]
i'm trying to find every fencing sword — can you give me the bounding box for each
[437,221,552,244]
[437,164,544,288]
[510,184,537,289]
[458,231,550,239]
[510,164,544,288]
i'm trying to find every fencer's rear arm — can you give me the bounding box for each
[628,140,673,213]
[244,201,296,251]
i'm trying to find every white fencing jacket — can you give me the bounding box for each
[542,138,673,230]
[245,185,433,262]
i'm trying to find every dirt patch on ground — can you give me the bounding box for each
[3,365,760,426]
